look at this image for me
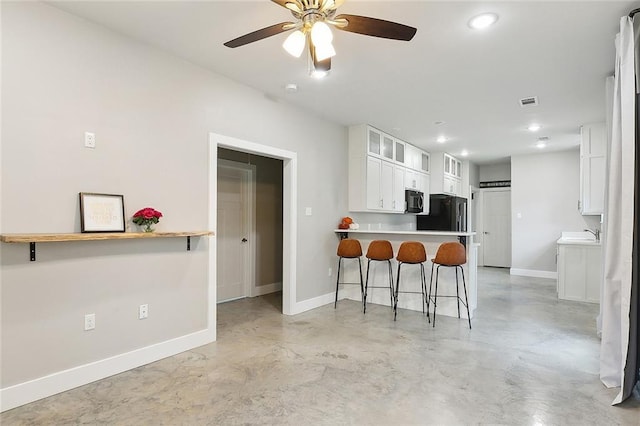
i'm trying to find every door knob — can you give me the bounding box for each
[241,238,248,242]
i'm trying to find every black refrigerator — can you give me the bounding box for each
[416,194,467,232]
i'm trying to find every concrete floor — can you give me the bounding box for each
[2,267,639,425]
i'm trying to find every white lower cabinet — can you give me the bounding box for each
[557,243,602,303]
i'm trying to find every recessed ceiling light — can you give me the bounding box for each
[536,137,548,148]
[437,135,447,143]
[284,83,298,93]
[468,13,499,30]
[528,123,541,132]
[434,121,446,125]
[460,150,469,157]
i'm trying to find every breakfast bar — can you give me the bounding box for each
[334,229,478,319]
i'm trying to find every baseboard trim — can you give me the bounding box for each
[510,268,557,279]
[0,329,215,412]
[252,282,282,297]
[290,291,336,315]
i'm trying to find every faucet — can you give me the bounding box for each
[584,228,600,241]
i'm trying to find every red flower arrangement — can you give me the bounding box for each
[132,207,163,232]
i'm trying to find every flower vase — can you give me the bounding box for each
[141,223,155,233]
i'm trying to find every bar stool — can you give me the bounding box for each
[393,241,429,321]
[335,238,364,309]
[429,242,471,329]
[363,240,395,314]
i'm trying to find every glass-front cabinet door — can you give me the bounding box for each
[368,128,381,156]
[382,135,394,161]
[421,153,430,173]
[444,155,451,174]
[395,140,405,165]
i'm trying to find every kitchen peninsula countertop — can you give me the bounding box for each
[334,229,476,237]
[331,228,478,319]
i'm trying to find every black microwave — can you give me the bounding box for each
[405,189,424,213]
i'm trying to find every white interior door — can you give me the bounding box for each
[217,164,251,302]
[482,189,512,268]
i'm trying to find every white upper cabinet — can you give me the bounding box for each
[382,134,394,161]
[348,124,430,213]
[579,123,606,215]
[405,143,431,172]
[430,152,464,196]
[395,139,406,165]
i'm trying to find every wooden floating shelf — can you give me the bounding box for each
[0,231,213,243]
[0,231,214,261]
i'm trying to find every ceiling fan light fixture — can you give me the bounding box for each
[311,21,333,47]
[310,69,329,79]
[314,41,336,61]
[322,0,335,10]
[283,30,306,57]
[285,1,302,14]
[468,13,498,30]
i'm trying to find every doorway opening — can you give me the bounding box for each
[209,133,298,320]
[217,151,284,302]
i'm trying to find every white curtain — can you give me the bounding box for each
[600,16,637,404]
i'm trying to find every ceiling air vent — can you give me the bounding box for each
[519,96,539,107]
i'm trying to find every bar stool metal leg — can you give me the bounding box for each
[364,258,394,314]
[394,262,402,321]
[455,266,461,319]
[461,265,471,329]
[388,260,395,306]
[335,256,342,309]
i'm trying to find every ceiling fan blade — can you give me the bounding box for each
[224,22,295,48]
[333,14,417,41]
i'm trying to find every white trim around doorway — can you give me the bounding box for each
[209,133,298,316]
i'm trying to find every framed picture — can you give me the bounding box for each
[79,192,126,233]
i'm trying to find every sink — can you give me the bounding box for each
[558,231,598,245]
[560,231,596,241]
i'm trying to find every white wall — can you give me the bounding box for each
[1,2,347,406]
[479,163,511,182]
[511,149,600,275]
[468,162,480,187]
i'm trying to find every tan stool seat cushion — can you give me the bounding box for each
[337,238,363,258]
[396,241,427,263]
[366,240,394,261]
[433,242,466,266]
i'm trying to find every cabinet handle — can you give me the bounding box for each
[393,200,396,209]
[380,199,383,208]
[578,200,581,210]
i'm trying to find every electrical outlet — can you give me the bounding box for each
[138,304,148,319]
[328,267,332,277]
[84,313,95,331]
[84,132,95,148]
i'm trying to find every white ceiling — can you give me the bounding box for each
[49,0,637,164]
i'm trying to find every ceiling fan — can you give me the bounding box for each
[223,0,417,77]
